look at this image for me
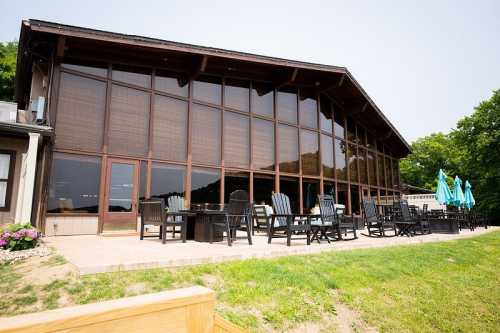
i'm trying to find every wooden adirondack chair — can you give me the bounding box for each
[252,205,272,235]
[140,199,188,243]
[167,196,186,238]
[270,193,311,246]
[362,198,396,237]
[318,194,357,241]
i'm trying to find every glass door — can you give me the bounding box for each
[103,158,139,232]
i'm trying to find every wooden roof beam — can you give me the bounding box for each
[275,68,299,89]
[189,55,209,81]
[319,73,345,94]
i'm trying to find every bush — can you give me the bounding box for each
[0,223,40,251]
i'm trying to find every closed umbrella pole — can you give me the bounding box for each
[464,180,476,209]
[451,176,466,207]
[435,169,453,205]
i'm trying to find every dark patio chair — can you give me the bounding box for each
[209,190,252,246]
[393,200,417,237]
[140,200,187,243]
[362,198,397,237]
[318,194,357,241]
[252,204,271,236]
[269,193,311,246]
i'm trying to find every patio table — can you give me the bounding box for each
[180,209,227,242]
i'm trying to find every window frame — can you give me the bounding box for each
[0,150,16,212]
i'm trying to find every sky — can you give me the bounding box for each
[1,0,499,143]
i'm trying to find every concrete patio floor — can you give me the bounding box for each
[45,227,498,275]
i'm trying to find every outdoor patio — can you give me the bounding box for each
[45,227,498,275]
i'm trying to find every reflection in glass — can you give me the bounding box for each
[348,144,358,182]
[277,87,297,124]
[193,75,221,105]
[323,182,335,198]
[252,118,275,171]
[319,97,333,133]
[192,104,221,165]
[350,185,360,215]
[191,168,220,204]
[335,139,347,180]
[224,172,249,203]
[139,161,147,201]
[367,151,377,186]
[370,189,378,203]
[155,69,188,97]
[337,183,348,207]
[321,134,334,178]
[108,163,134,212]
[48,154,101,213]
[301,130,319,176]
[278,124,299,173]
[358,148,368,184]
[151,164,185,204]
[346,118,356,142]
[334,111,345,139]
[280,177,299,213]
[251,82,274,117]
[61,60,108,77]
[302,180,318,213]
[253,174,274,205]
[224,79,249,111]
[224,112,250,168]
[299,90,317,129]
[112,65,151,88]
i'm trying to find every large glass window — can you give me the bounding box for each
[155,69,188,97]
[108,85,150,157]
[61,60,108,77]
[323,182,335,197]
[224,79,249,111]
[48,154,101,213]
[0,151,14,210]
[224,172,249,203]
[334,111,345,139]
[251,82,273,118]
[112,65,151,88]
[191,168,221,204]
[151,163,185,204]
[357,126,367,146]
[139,161,147,201]
[335,139,347,180]
[358,148,368,184]
[192,104,221,165]
[253,174,274,205]
[367,151,377,186]
[252,118,275,171]
[348,144,358,182]
[299,90,317,129]
[346,118,356,142]
[280,177,300,213]
[224,112,250,168]
[301,130,319,176]
[319,96,333,134]
[152,95,188,161]
[277,87,297,124]
[302,180,319,213]
[193,75,221,105]
[321,134,334,178]
[107,163,134,213]
[55,73,106,152]
[350,185,360,215]
[278,124,299,173]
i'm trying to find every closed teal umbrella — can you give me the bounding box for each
[435,169,453,205]
[464,180,476,209]
[451,176,465,207]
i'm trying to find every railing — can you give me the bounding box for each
[0,286,245,333]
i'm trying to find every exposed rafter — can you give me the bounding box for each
[275,68,299,89]
[189,55,209,81]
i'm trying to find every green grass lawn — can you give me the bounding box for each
[1,231,499,332]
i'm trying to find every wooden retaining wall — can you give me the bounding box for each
[0,286,245,333]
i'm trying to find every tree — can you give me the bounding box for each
[451,90,500,219]
[399,133,459,190]
[0,41,18,101]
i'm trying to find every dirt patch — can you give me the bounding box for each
[201,274,218,288]
[15,255,78,286]
[335,303,378,333]
[125,283,148,296]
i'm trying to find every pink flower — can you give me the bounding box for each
[26,229,38,239]
[0,238,6,247]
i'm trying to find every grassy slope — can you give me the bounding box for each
[1,232,499,332]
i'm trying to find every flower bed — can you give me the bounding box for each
[0,223,40,251]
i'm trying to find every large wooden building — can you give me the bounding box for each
[12,20,410,235]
